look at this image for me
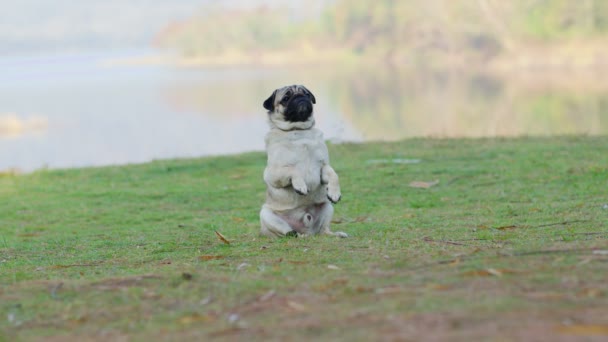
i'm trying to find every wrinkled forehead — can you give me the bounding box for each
[275,85,306,101]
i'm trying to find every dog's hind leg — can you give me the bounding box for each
[316,203,348,238]
[260,205,296,237]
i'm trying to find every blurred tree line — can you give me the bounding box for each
[155,0,608,66]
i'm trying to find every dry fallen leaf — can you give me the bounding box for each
[495,225,519,230]
[314,278,349,292]
[198,255,224,261]
[463,270,488,276]
[259,290,276,302]
[215,231,231,245]
[355,286,373,293]
[229,173,246,179]
[425,283,452,291]
[199,296,213,306]
[236,263,250,271]
[578,288,603,298]
[448,258,461,267]
[49,263,99,269]
[463,268,517,277]
[354,216,368,223]
[69,316,88,325]
[288,260,308,265]
[286,301,308,312]
[333,216,367,224]
[50,265,70,269]
[525,292,566,300]
[578,257,592,266]
[485,268,503,277]
[556,324,608,335]
[409,180,439,189]
[375,286,403,295]
[17,233,40,237]
[178,313,215,325]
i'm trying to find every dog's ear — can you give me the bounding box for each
[263,90,276,112]
[301,86,316,104]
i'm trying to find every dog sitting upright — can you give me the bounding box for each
[259,85,347,238]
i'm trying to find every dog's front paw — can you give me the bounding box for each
[292,178,308,196]
[327,185,341,203]
[334,231,349,238]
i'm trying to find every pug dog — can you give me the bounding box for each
[259,85,347,238]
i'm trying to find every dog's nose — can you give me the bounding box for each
[292,95,312,113]
[285,95,313,122]
[296,100,313,115]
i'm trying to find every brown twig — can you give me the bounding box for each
[495,220,589,230]
[422,237,465,246]
[568,232,607,236]
[532,220,588,228]
[407,247,604,271]
[50,262,102,269]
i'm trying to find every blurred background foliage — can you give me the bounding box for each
[155,0,608,69]
[151,0,608,140]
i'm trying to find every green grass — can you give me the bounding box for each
[1,136,608,340]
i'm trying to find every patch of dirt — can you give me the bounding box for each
[369,308,608,342]
[30,331,130,342]
[88,274,163,291]
[186,281,608,341]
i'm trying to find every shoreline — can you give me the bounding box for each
[106,39,608,75]
[3,135,606,175]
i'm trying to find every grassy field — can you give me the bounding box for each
[1,136,608,341]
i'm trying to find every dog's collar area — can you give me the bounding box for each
[269,117,315,131]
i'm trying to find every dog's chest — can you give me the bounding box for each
[266,130,328,166]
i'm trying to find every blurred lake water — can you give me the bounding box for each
[1,50,607,172]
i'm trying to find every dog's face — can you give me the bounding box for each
[263,85,317,130]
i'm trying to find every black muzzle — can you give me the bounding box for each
[284,95,313,122]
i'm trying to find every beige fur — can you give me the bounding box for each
[260,85,347,238]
